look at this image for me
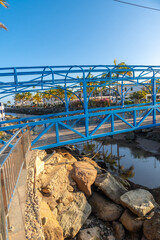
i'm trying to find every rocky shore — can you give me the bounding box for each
[25,146,160,240]
[5,106,66,115]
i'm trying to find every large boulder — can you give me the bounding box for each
[120,189,155,217]
[112,221,125,240]
[71,161,97,196]
[39,201,64,240]
[95,172,127,204]
[89,192,123,221]
[81,156,102,174]
[57,192,91,238]
[120,209,143,232]
[38,165,70,198]
[55,148,77,163]
[143,212,160,240]
[78,227,101,240]
[125,232,142,240]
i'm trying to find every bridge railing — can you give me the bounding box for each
[0,126,31,237]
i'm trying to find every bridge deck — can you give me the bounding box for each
[32,113,159,149]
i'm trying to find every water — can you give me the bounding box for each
[5,112,37,118]
[76,140,160,189]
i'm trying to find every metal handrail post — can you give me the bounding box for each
[152,71,156,125]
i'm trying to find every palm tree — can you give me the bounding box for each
[0,0,8,30]
[113,59,132,105]
[33,93,42,105]
[7,100,11,106]
[114,59,132,77]
[101,72,112,101]
[20,93,28,106]
[14,93,23,106]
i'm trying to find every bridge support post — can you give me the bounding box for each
[152,72,156,125]
[121,80,125,119]
[64,81,69,114]
[121,79,124,108]
[83,77,89,137]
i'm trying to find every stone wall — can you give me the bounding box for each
[25,150,46,240]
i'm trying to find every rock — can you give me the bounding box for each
[35,156,44,177]
[71,161,97,196]
[38,164,70,199]
[84,218,92,226]
[37,150,47,161]
[95,172,127,204]
[44,152,69,166]
[125,232,142,240]
[107,236,116,240]
[78,227,101,240]
[125,131,135,140]
[57,192,91,238]
[55,148,77,163]
[120,209,143,232]
[143,212,160,240]
[81,156,102,173]
[89,192,123,221]
[112,221,125,240]
[146,131,160,141]
[114,176,130,189]
[120,189,155,217]
[141,236,148,240]
[142,128,152,133]
[39,201,64,240]
[43,196,57,211]
[149,187,160,206]
[67,185,74,192]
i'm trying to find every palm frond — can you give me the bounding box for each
[0,0,9,8]
[0,22,8,30]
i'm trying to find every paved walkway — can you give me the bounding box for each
[8,151,32,240]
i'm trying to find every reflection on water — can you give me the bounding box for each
[76,140,160,189]
[5,112,37,118]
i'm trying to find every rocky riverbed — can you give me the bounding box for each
[25,146,160,240]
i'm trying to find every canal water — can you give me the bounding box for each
[6,112,160,189]
[5,112,37,118]
[75,140,160,189]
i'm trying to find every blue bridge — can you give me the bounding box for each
[1,65,160,238]
[0,65,160,150]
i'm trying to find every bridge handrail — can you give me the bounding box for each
[0,125,31,239]
[0,104,159,130]
[1,102,152,126]
[0,126,28,159]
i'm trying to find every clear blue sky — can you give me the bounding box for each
[0,0,160,68]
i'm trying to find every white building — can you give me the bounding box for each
[0,103,5,126]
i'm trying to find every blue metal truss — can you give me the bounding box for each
[0,65,160,150]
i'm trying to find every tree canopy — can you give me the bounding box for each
[129,90,146,103]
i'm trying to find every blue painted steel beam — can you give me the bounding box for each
[0,65,160,150]
[32,122,160,150]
